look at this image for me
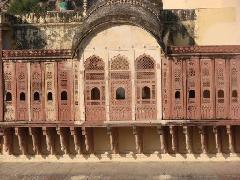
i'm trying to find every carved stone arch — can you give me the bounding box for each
[135,54,157,120]
[84,55,106,122]
[72,0,163,56]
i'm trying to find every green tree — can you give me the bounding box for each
[8,0,48,14]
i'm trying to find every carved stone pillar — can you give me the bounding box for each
[3,128,12,155]
[29,127,41,155]
[82,127,93,153]
[157,126,166,153]
[107,126,118,154]
[83,0,87,16]
[183,126,191,154]
[57,127,68,154]
[170,126,177,153]
[70,127,81,154]
[213,126,221,153]
[15,127,27,155]
[227,125,234,153]
[105,53,110,122]
[133,126,143,154]
[199,126,207,154]
[79,55,85,122]
[42,127,54,155]
[0,25,3,122]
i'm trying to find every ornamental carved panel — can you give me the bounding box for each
[135,54,157,120]
[3,62,16,121]
[84,55,106,122]
[110,55,132,121]
[200,59,215,119]
[44,62,58,121]
[58,61,73,121]
[230,59,240,119]
[171,58,186,119]
[16,62,29,121]
[31,63,44,121]
[215,59,229,119]
[186,58,200,119]
[162,57,172,119]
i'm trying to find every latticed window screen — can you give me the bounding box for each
[84,55,106,121]
[135,54,157,120]
[110,55,132,121]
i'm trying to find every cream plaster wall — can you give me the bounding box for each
[195,8,240,45]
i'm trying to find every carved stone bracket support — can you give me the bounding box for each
[42,127,54,155]
[107,126,118,154]
[3,128,12,155]
[0,129,2,154]
[183,126,191,154]
[199,126,207,154]
[227,125,234,153]
[15,127,27,155]
[70,127,82,154]
[82,127,93,153]
[133,126,143,154]
[213,126,221,153]
[57,127,68,154]
[170,126,177,153]
[157,126,166,154]
[29,127,41,155]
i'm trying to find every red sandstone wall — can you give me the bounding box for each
[2,54,240,122]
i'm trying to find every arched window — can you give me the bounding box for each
[61,91,68,100]
[91,87,100,100]
[33,92,40,101]
[175,91,180,99]
[218,90,224,98]
[203,90,210,98]
[189,90,195,98]
[232,90,238,98]
[142,86,151,99]
[116,87,125,100]
[6,92,12,102]
[20,92,25,101]
[47,92,53,101]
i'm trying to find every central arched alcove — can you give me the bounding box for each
[81,24,162,122]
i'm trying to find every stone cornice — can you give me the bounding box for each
[2,49,72,60]
[168,45,240,55]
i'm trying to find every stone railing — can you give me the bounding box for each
[0,12,83,25]
[160,9,197,22]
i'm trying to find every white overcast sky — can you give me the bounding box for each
[162,0,240,9]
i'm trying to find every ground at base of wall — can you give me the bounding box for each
[0,162,240,180]
[1,153,240,162]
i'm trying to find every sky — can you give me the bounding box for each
[162,0,240,9]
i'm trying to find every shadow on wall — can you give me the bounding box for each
[160,9,196,47]
[2,14,47,50]
[73,8,197,58]
[3,15,47,50]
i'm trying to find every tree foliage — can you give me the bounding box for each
[7,0,83,14]
[8,0,49,14]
